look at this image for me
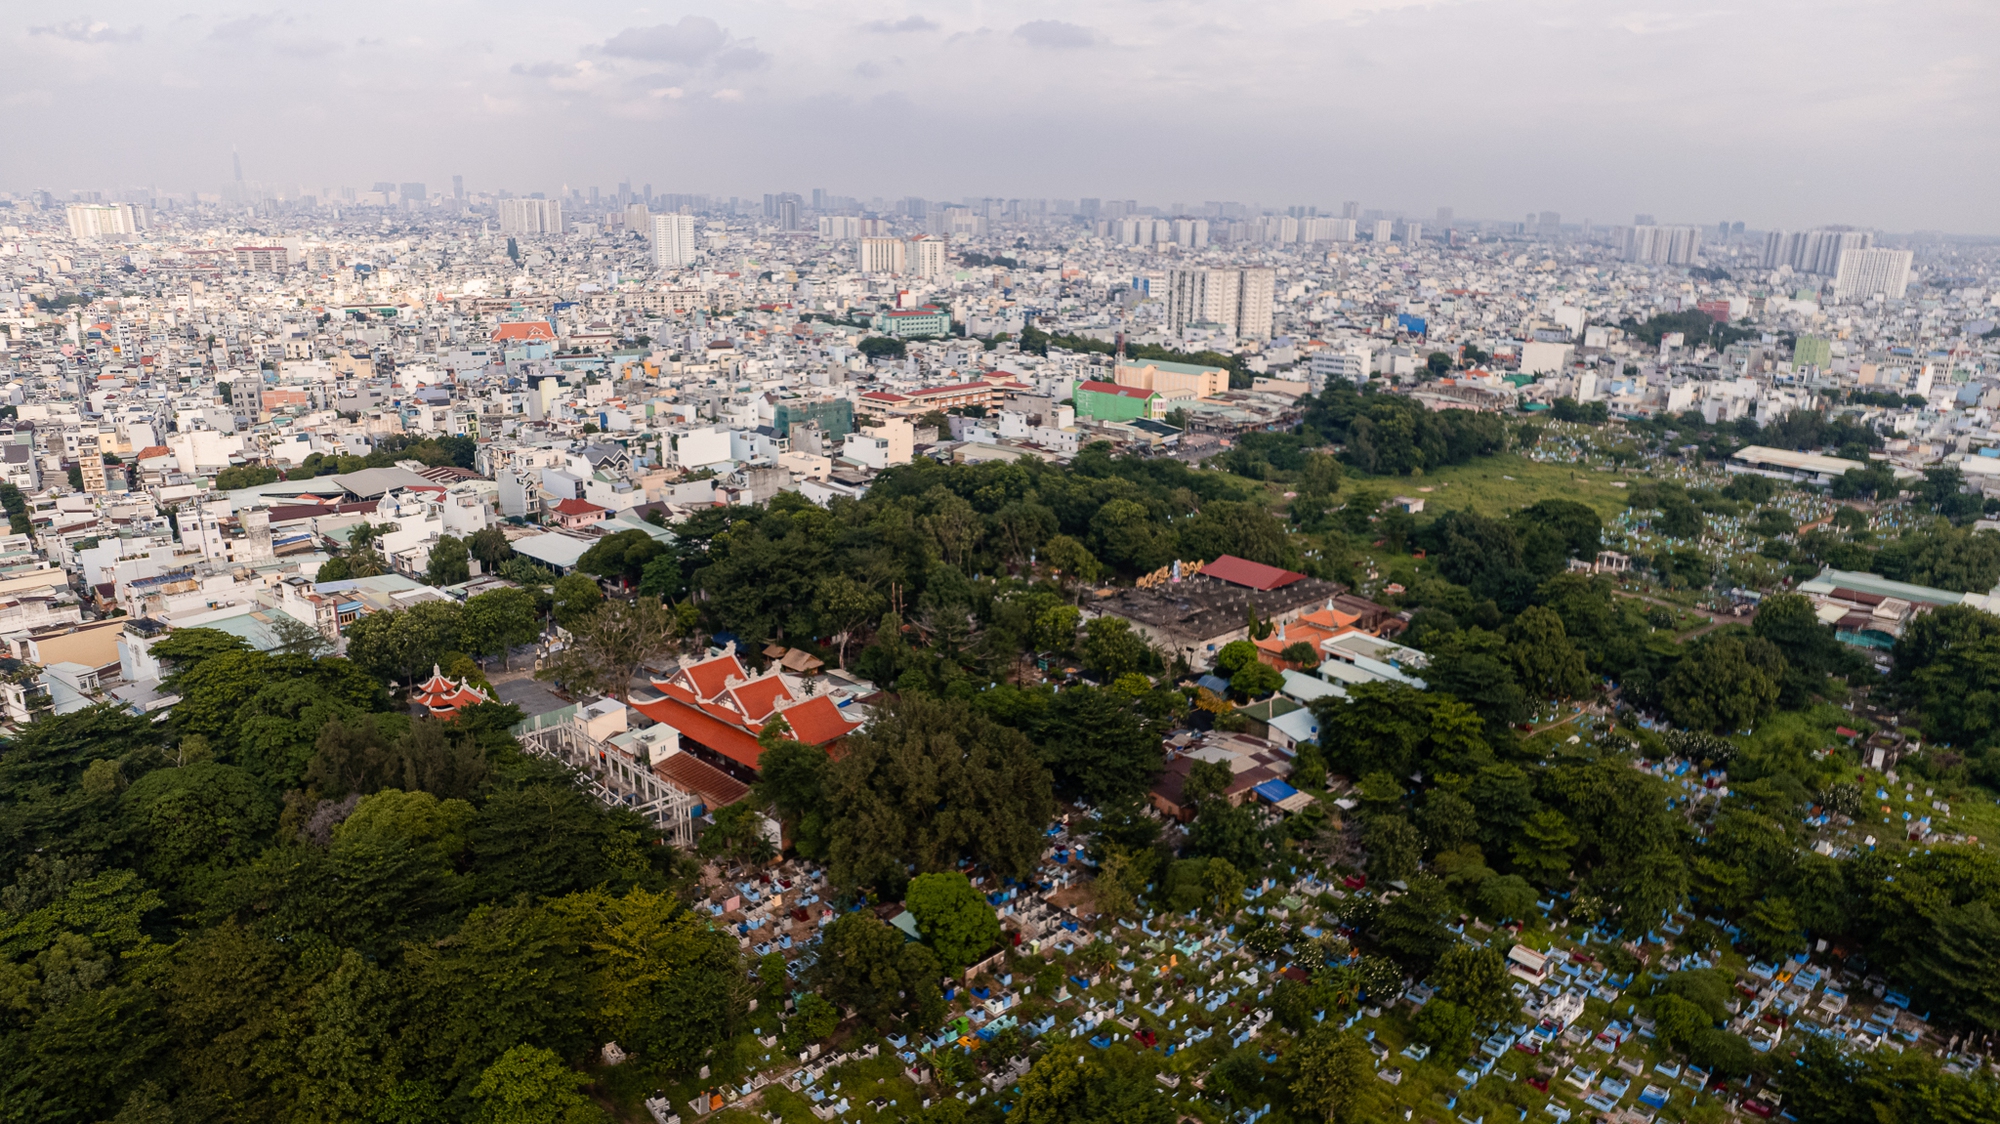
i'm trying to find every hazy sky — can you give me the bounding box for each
[9,1,1998,232]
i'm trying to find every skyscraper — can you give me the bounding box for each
[1166,268,1274,340]
[651,213,697,268]
[1623,225,1700,265]
[498,198,564,235]
[452,175,464,201]
[1236,268,1275,340]
[1761,229,1872,275]
[906,236,948,280]
[857,237,906,274]
[1537,211,1560,238]
[1832,248,1913,302]
[65,203,147,239]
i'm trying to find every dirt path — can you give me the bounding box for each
[1612,589,1756,638]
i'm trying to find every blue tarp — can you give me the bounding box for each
[1253,779,1301,804]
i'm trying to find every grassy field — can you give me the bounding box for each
[1361,454,1642,523]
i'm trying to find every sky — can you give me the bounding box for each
[7,1,1998,233]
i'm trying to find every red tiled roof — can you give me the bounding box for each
[1077,380,1156,399]
[1203,554,1307,591]
[780,694,861,748]
[728,675,792,722]
[491,322,555,342]
[551,498,605,516]
[679,653,748,701]
[630,695,765,770]
[656,752,751,808]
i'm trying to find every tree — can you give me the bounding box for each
[753,723,830,859]
[268,612,334,659]
[551,574,604,630]
[700,801,776,865]
[1372,875,1455,969]
[1082,616,1151,679]
[1477,874,1538,921]
[1032,603,1081,654]
[1506,606,1592,700]
[460,587,542,669]
[343,600,463,685]
[577,529,666,586]
[426,534,471,586]
[468,1044,606,1124]
[1042,534,1100,594]
[1032,685,1163,805]
[1662,634,1784,733]
[1510,809,1579,887]
[817,910,944,1028]
[905,871,1002,973]
[1280,640,1321,668]
[822,694,1055,892]
[1014,1048,1175,1124]
[468,526,513,572]
[1434,944,1516,1026]
[813,574,882,669]
[636,555,683,600]
[1362,815,1421,882]
[1413,997,1475,1054]
[581,887,744,1071]
[537,597,679,704]
[1230,659,1284,700]
[316,556,352,582]
[1289,1026,1374,1123]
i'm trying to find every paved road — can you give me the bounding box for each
[489,671,570,716]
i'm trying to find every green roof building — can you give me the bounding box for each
[1073,379,1160,422]
[1793,334,1832,369]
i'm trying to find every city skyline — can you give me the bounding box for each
[9,0,1999,235]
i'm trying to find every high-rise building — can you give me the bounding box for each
[1166,268,1274,339]
[1371,219,1394,243]
[399,183,427,204]
[617,181,632,206]
[1400,222,1423,244]
[819,215,861,239]
[1301,217,1356,243]
[625,203,651,236]
[857,237,906,274]
[779,199,800,231]
[650,213,697,269]
[65,202,147,239]
[498,198,564,235]
[1173,218,1209,248]
[1435,206,1454,227]
[452,175,464,201]
[1342,201,1359,219]
[907,236,948,279]
[1537,211,1560,238]
[1832,248,1913,302]
[1761,228,1872,275]
[1623,225,1700,265]
[1236,268,1275,340]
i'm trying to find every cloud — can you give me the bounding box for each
[714,46,770,72]
[512,60,584,78]
[861,16,938,34]
[601,16,731,63]
[210,14,281,41]
[30,17,140,43]
[1012,20,1098,49]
